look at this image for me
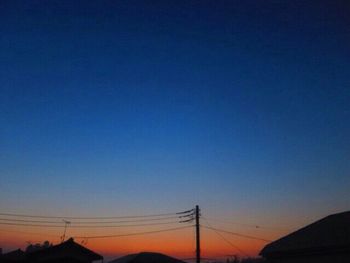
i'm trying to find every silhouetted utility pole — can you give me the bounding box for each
[195,205,200,263]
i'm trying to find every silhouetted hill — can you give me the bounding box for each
[109,252,186,263]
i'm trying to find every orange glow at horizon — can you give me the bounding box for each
[0,224,286,260]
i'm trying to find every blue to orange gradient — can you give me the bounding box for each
[1,0,350,260]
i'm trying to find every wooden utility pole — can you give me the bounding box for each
[195,205,200,263]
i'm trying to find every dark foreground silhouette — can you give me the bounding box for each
[109,252,185,263]
[0,238,103,263]
[260,210,350,263]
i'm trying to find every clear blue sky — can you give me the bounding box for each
[1,0,349,227]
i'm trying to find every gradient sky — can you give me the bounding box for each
[1,0,350,260]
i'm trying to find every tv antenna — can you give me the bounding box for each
[61,219,71,243]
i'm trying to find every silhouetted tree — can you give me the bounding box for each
[25,241,52,253]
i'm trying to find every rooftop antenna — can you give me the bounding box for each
[81,238,88,246]
[61,219,71,243]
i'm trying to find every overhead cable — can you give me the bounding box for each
[0,209,192,220]
[0,216,181,224]
[202,218,248,257]
[202,226,271,242]
[0,221,185,228]
[74,225,193,239]
[205,217,290,231]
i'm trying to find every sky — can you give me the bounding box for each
[1,0,350,260]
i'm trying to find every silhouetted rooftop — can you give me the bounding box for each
[260,211,350,257]
[27,238,103,262]
[1,249,26,262]
[109,252,186,263]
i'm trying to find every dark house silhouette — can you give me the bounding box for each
[109,252,186,263]
[0,249,26,262]
[1,238,103,263]
[260,211,350,263]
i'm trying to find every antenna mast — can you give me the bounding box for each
[61,219,71,242]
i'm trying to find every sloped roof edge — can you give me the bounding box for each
[260,210,350,257]
[28,238,103,261]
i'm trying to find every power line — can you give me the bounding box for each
[205,217,290,231]
[0,228,60,238]
[202,226,271,242]
[177,209,194,214]
[202,218,248,257]
[74,225,193,239]
[0,220,185,228]
[0,222,68,228]
[0,210,191,220]
[0,216,181,224]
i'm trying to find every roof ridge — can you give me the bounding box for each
[327,210,350,217]
[260,210,350,256]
